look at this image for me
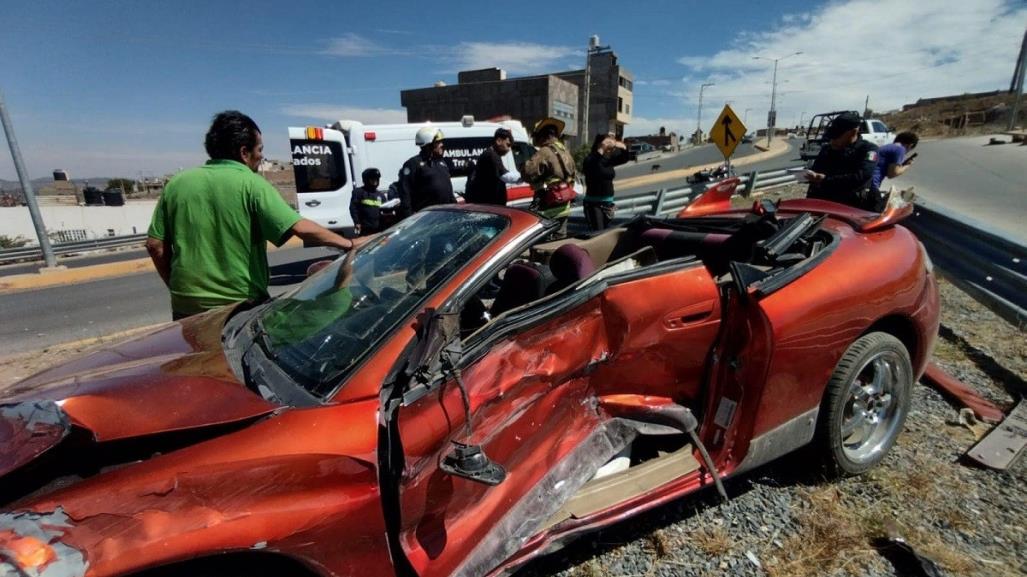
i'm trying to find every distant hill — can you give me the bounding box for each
[881,91,1019,137]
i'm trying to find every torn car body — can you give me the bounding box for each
[0,196,939,577]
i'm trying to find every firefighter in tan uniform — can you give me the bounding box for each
[524,117,577,240]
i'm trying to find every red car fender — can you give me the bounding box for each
[678,177,740,217]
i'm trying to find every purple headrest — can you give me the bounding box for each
[550,244,595,283]
[491,262,546,316]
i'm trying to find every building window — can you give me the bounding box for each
[619,76,633,91]
[625,104,630,115]
[618,97,623,113]
[553,100,576,121]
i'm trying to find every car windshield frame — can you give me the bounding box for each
[250,209,510,399]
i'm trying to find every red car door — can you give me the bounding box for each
[387,259,724,577]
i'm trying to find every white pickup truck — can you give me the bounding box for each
[800,111,895,160]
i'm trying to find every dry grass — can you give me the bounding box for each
[764,486,877,577]
[762,454,982,577]
[688,524,732,558]
[646,529,673,559]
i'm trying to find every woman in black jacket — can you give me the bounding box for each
[582,133,629,231]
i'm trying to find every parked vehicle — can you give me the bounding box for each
[627,142,655,161]
[288,117,534,230]
[800,111,895,160]
[0,188,938,577]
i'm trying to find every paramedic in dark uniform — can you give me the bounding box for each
[805,112,880,211]
[349,168,386,236]
[396,126,456,218]
[466,127,521,205]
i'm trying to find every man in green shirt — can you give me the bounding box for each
[146,110,354,320]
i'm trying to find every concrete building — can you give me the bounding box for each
[554,49,633,142]
[400,49,632,148]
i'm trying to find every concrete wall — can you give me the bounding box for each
[1,201,157,243]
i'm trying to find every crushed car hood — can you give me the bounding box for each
[0,309,278,479]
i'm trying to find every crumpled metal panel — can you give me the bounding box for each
[0,401,70,479]
[0,507,88,577]
[452,419,638,577]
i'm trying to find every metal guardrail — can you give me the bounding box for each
[903,200,1026,329]
[0,234,147,266]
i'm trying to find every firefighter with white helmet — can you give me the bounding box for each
[396,126,456,218]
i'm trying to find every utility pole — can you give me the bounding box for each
[754,51,802,148]
[696,82,715,145]
[0,89,57,269]
[583,39,592,143]
[743,108,752,125]
[1009,28,1027,130]
[863,95,870,118]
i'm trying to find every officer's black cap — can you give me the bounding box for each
[362,167,381,181]
[825,112,861,140]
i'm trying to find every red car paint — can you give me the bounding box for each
[0,198,938,577]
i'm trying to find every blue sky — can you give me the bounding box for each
[1,0,1023,179]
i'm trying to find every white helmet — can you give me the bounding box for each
[415,126,444,146]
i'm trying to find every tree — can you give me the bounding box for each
[572,143,591,174]
[106,178,136,193]
[0,234,28,249]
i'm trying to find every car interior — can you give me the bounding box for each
[458,203,834,340]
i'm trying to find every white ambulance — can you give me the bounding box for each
[287,116,535,230]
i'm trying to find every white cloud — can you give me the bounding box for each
[671,0,1026,135]
[449,42,579,75]
[321,33,395,57]
[280,104,408,124]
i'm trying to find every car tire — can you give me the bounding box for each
[815,332,912,477]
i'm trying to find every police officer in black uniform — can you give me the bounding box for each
[396,126,456,218]
[349,168,387,236]
[806,112,880,211]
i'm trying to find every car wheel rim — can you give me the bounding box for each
[839,350,907,464]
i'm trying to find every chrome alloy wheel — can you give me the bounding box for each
[839,350,909,464]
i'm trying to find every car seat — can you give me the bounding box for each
[490,262,549,316]
[546,244,596,294]
[638,229,730,261]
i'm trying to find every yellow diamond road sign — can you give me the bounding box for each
[710,104,747,159]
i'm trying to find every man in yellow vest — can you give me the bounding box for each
[525,117,577,240]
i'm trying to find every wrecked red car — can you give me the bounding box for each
[1,194,939,577]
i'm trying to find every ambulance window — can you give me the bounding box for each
[291,139,347,193]
[443,137,493,178]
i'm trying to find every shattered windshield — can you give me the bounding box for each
[255,209,508,398]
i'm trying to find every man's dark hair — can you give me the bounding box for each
[494,127,513,142]
[204,111,261,161]
[591,133,608,154]
[894,131,919,148]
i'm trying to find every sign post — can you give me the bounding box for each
[709,104,747,173]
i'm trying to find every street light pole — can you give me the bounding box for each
[696,82,714,145]
[0,89,57,269]
[754,51,802,147]
[744,108,752,125]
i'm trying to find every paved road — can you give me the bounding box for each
[0,246,336,355]
[616,142,760,181]
[895,135,1026,244]
[616,140,803,198]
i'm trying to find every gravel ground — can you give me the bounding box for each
[1,197,1023,576]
